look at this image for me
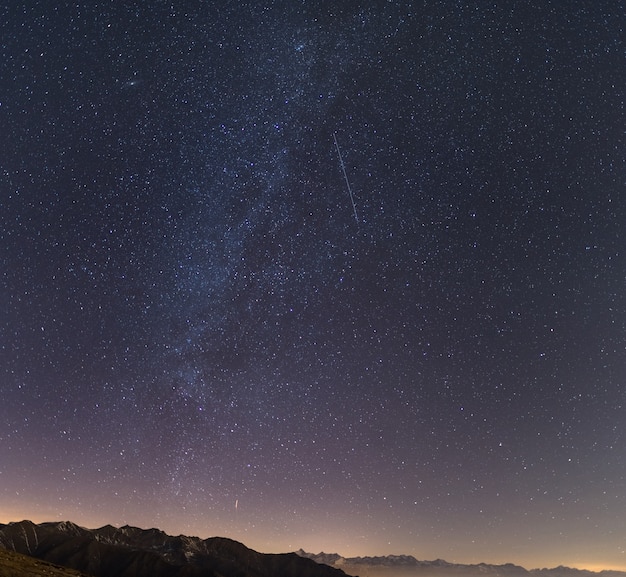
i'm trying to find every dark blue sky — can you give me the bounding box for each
[1,1,624,570]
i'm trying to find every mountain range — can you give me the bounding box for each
[0,520,347,577]
[1,520,624,577]
[296,550,626,577]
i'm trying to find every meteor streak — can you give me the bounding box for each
[333,132,359,223]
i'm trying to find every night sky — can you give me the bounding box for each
[1,1,625,571]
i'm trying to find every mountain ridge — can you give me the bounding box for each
[2,520,623,577]
[295,549,626,577]
[0,520,348,577]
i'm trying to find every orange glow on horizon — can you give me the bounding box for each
[2,512,625,574]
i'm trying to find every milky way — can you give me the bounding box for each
[1,1,624,570]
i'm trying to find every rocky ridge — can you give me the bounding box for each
[0,520,348,577]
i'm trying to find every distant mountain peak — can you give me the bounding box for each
[295,550,626,577]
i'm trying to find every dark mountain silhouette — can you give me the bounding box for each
[296,550,626,577]
[0,520,349,577]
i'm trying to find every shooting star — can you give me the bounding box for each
[235,499,239,511]
[333,132,359,223]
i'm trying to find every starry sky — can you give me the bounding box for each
[1,0,625,571]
